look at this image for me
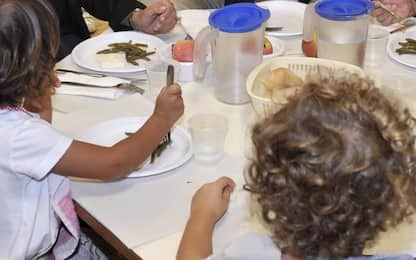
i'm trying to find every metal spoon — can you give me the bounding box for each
[265,26,283,32]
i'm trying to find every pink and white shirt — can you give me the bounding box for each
[0,108,80,259]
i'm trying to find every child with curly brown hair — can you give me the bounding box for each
[177,72,416,260]
[0,0,183,259]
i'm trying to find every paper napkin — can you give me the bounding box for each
[56,72,128,100]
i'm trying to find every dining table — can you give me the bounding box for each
[52,9,416,260]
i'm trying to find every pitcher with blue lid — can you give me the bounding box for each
[193,3,270,104]
[302,0,374,67]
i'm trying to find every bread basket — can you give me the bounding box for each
[246,56,365,118]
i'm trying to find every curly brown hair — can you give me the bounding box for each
[245,72,416,258]
[0,0,59,106]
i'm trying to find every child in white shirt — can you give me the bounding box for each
[0,0,183,259]
[177,73,416,260]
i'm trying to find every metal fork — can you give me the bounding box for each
[60,81,145,94]
[176,17,193,40]
[149,64,174,163]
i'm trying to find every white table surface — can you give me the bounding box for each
[53,21,416,259]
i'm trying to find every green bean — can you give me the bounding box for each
[405,38,416,43]
[97,41,155,65]
[396,48,416,55]
[396,38,416,55]
[125,131,171,164]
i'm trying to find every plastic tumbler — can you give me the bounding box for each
[188,113,228,163]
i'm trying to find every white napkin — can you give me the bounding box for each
[178,9,210,39]
[56,72,128,100]
[56,85,124,100]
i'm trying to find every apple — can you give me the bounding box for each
[172,39,194,62]
[263,37,273,55]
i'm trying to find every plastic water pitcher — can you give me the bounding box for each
[302,0,374,67]
[193,3,270,104]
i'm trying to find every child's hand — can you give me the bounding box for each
[153,83,184,127]
[190,177,236,225]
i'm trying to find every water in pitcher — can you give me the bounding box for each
[317,39,366,67]
[213,35,262,104]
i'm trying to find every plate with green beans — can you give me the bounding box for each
[77,117,193,178]
[71,31,166,73]
[387,29,416,68]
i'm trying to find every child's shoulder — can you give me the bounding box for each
[208,233,282,260]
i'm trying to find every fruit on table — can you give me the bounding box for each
[263,37,273,55]
[302,40,317,58]
[172,39,194,62]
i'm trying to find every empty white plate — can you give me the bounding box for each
[257,1,306,37]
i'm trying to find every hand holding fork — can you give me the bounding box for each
[150,64,184,162]
[372,0,416,26]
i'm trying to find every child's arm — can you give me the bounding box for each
[52,84,184,180]
[177,177,236,260]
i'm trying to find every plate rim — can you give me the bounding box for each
[77,116,193,178]
[257,1,306,37]
[387,30,416,69]
[71,31,166,73]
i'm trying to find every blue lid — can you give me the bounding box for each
[209,3,270,33]
[315,0,374,21]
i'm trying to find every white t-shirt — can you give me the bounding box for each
[0,109,73,260]
[207,233,282,260]
[206,233,413,260]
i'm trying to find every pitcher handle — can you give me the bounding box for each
[193,26,216,80]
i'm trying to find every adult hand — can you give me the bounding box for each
[372,0,416,26]
[23,72,60,123]
[190,177,236,225]
[153,83,184,127]
[131,0,177,34]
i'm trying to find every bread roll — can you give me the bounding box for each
[263,67,303,102]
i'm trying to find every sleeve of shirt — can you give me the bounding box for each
[81,0,146,31]
[206,233,282,260]
[10,118,73,181]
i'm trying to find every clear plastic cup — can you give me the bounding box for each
[364,26,389,73]
[188,113,228,163]
[145,59,180,101]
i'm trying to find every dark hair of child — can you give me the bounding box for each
[0,0,59,107]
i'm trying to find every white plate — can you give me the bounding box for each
[256,1,306,37]
[77,117,193,178]
[71,31,165,73]
[387,29,416,69]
